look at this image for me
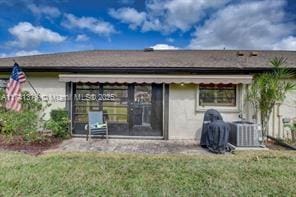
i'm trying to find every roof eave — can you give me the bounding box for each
[0,66,295,74]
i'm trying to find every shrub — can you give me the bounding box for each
[23,131,47,144]
[0,89,5,112]
[46,109,69,138]
[0,111,38,135]
[21,91,43,112]
[50,109,68,122]
[0,90,49,143]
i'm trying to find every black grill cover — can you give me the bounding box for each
[200,109,223,147]
[206,120,230,154]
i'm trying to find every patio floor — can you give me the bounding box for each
[46,138,211,155]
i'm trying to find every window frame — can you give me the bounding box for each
[196,84,241,112]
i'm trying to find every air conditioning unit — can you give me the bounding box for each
[229,121,262,147]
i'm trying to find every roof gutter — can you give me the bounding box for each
[0,66,293,74]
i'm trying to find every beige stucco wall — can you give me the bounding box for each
[268,85,296,139]
[0,72,66,120]
[168,80,296,140]
[24,73,66,120]
[168,84,242,140]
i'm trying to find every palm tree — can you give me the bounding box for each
[247,57,295,139]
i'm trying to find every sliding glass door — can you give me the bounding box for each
[130,85,163,136]
[72,83,163,137]
[102,85,129,135]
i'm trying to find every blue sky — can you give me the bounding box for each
[0,0,295,57]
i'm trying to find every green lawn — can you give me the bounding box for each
[0,151,295,196]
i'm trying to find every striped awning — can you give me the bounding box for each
[59,74,253,84]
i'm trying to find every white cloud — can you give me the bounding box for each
[63,13,116,37]
[272,36,296,50]
[110,0,230,33]
[109,7,146,30]
[15,50,42,56]
[8,22,66,48]
[144,0,230,33]
[75,34,89,42]
[188,0,296,50]
[28,4,61,18]
[0,50,42,58]
[150,44,179,50]
[110,0,295,50]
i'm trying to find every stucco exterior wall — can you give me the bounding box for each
[0,72,66,120]
[168,81,296,141]
[268,84,296,139]
[24,73,66,119]
[168,84,242,140]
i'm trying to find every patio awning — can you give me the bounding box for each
[59,74,253,84]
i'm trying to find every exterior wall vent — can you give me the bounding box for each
[144,48,154,52]
[236,51,244,56]
[250,52,258,56]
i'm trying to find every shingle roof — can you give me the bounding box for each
[0,50,295,70]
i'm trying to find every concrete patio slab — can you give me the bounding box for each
[45,138,211,155]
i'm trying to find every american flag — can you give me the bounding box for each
[6,63,26,112]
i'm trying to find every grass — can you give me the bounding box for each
[0,151,295,196]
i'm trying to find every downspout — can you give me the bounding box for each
[276,102,282,139]
[70,82,73,135]
[245,84,250,120]
[240,84,245,119]
[162,83,166,140]
[272,105,276,137]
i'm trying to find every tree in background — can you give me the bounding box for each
[247,57,295,139]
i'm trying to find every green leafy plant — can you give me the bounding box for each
[0,111,38,135]
[45,109,69,138]
[50,109,68,122]
[0,91,50,143]
[23,131,48,144]
[0,89,5,112]
[247,57,296,139]
[21,91,43,111]
[0,89,5,132]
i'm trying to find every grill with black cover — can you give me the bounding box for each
[200,109,230,154]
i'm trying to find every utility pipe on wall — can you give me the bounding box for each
[276,103,282,139]
[272,105,276,137]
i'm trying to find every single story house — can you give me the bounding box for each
[0,50,295,140]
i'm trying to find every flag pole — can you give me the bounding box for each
[26,80,39,96]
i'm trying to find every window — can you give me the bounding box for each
[199,84,236,107]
